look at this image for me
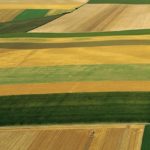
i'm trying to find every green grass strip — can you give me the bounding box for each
[1,64,150,84]
[141,125,150,150]
[0,29,150,37]
[89,0,150,4]
[0,92,150,125]
[13,9,49,21]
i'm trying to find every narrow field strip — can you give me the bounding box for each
[1,64,150,84]
[0,92,150,125]
[0,45,150,68]
[1,35,150,43]
[141,125,150,150]
[0,4,82,9]
[1,40,150,49]
[0,124,144,150]
[2,29,150,38]
[1,81,150,96]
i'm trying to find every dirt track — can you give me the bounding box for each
[0,124,144,150]
[1,81,150,96]
[31,4,150,32]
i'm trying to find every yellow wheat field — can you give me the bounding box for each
[0,124,144,150]
[0,45,150,68]
[1,81,150,96]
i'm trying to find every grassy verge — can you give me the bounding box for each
[13,9,49,22]
[141,125,150,150]
[89,0,150,4]
[0,29,150,38]
[0,92,150,125]
[1,64,150,84]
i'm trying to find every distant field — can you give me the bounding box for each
[13,9,49,21]
[89,0,150,3]
[0,92,150,125]
[0,13,65,34]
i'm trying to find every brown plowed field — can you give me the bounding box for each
[0,124,144,150]
[1,81,150,96]
[31,4,150,32]
[0,10,22,23]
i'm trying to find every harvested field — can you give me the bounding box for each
[0,124,144,150]
[31,4,150,33]
[0,35,150,67]
[0,0,87,9]
[0,45,150,68]
[1,81,150,96]
[0,10,22,23]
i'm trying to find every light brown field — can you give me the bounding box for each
[0,10,23,23]
[31,4,150,32]
[0,124,144,150]
[0,0,87,9]
[1,81,150,96]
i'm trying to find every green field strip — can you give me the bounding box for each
[89,0,150,3]
[141,125,150,150]
[0,92,150,125]
[1,39,150,49]
[13,9,49,22]
[1,64,150,84]
[1,29,150,37]
[0,14,65,34]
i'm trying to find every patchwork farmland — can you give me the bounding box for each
[0,0,150,149]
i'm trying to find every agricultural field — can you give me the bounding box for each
[0,124,144,150]
[0,0,150,149]
[0,0,87,9]
[31,4,150,33]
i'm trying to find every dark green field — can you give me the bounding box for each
[13,9,49,21]
[141,125,150,150]
[0,92,150,126]
[0,14,65,34]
